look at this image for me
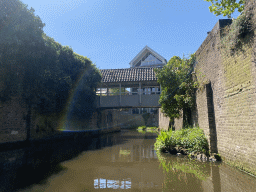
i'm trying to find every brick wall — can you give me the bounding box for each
[173,111,183,130]
[0,97,27,143]
[158,110,170,131]
[194,1,256,175]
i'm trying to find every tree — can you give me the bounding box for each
[0,0,102,119]
[0,0,45,102]
[205,0,245,18]
[155,54,197,125]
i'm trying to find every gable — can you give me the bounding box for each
[129,46,167,68]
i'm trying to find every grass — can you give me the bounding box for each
[137,126,158,133]
[154,127,209,155]
[137,126,146,130]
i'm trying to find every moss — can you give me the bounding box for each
[224,158,256,177]
[220,12,254,56]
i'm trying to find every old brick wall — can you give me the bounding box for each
[0,97,71,142]
[194,1,256,175]
[158,109,170,131]
[194,19,226,154]
[117,111,145,128]
[0,97,27,143]
[98,109,121,129]
[173,111,183,130]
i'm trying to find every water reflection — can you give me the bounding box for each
[157,151,210,181]
[94,178,131,189]
[2,130,256,192]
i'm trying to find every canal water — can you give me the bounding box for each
[2,130,256,192]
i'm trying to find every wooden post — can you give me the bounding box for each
[119,83,121,106]
[100,83,102,106]
[139,82,142,105]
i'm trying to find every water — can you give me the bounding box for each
[2,130,256,192]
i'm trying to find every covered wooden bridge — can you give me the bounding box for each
[96,67,161,108]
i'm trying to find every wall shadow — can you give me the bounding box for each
[206,82,218,153]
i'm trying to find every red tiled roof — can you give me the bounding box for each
[100,67,159,83]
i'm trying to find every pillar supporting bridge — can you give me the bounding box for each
[96,67,161,108]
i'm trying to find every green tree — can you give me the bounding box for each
[0,0,45,102]
[0,0,101,119]
[155,54,197,125]
[204,0,245,18]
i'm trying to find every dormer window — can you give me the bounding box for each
[141,54,162,66]
[129,46,167,68]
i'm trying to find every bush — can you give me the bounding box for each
[137,126,146,130]
[154,131,172,151]
[154,127,209,155]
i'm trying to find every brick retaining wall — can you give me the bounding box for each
[194,1,256,174]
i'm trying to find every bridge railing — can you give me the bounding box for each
[96,94,160,108]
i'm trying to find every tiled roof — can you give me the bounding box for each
[100,67,159,83]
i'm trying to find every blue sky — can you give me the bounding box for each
[21,0,239,69]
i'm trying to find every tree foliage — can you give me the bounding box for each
[0,0,101,118]
[155,54,197,122]
[205,0,245,18]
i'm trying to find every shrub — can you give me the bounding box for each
[154,127,209,155]
[154,131,172,151]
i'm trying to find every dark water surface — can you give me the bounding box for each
[2,130,256,192]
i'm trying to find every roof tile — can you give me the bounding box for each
[100,67,159,83]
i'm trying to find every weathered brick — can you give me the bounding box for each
[193,3,256,175]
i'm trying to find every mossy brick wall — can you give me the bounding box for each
[194,19,226,154]
[195,5,256,175]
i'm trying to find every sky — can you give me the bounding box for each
[21,0,240,69]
